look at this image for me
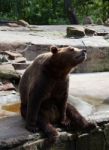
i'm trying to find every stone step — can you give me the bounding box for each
[0,25,109,72]
[0,115,109,150]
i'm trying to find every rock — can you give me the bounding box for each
[18,20,29,27]
[14,57,26,63]
[77,131,105,150]
[85,27,96,36]
[83,16,94,24]
[12,62,30,70]
[96,18,103,25]
[96,32,108,36]
[67,26,85,37]
[104,34,109,40]
[0,64,20,80]
[0,54,8,63]
[0,109,15,119]
[88,111,109,124]
[104,18,109,26]
[104,123,109,145]
[16,69,25,76]
[0,81,15,91]
[0,91,19,105]
[4,51,22,60]
[0,116,31,140]
[0,115,108,149]
[7,23,19,27]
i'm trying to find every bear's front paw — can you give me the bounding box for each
[26,124,38,133]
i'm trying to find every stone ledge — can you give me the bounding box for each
[0,25,109,72]
[0,115,109,150]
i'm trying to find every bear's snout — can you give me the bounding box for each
[81,49,87,57]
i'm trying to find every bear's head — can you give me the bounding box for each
[50,46,87,69]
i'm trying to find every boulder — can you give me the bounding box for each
[7,23,19,27]
[18,20,29,27]
[83,16,94,25]
[0,81,15,91]
[85,27,96,36]
[4,51,22,60]
[14,57,26,63]
[96,32,108,36]
[0,64,20,80]
[104,18,109,26]
[67,26,85,37]
[96,18,103,25]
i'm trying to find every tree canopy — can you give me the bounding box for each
[0,0,108,24]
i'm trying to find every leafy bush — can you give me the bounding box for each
[0,0,108,24]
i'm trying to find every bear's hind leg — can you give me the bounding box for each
[38,117,58,138]
[66,103,95,131]
[38,117,59,148]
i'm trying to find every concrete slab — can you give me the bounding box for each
[0,114,109,149]
[69,72,109,112]
[0,25,109,48]
[0,116,28,140]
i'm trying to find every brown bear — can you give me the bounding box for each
[19,46,95,138]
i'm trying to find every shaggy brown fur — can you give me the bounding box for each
[19,46,95,138]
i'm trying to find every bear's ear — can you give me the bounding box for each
[50,46,58,54]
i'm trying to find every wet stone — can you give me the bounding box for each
[18,20,29,27]
[0,81,15,91]
[2,103,20,113]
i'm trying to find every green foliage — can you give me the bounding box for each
[0,0,109,24]
[0,0,68,24]
[73,0,103,23]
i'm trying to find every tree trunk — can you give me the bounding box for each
[64,0,79,24]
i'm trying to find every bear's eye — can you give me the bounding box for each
[69,48,74,52]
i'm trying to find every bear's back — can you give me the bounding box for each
[19,52,52,103]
